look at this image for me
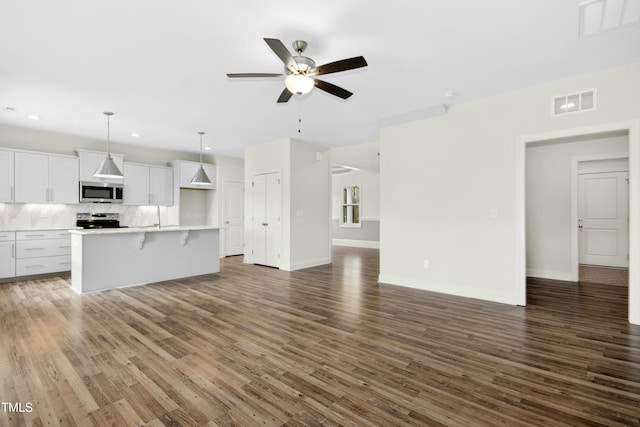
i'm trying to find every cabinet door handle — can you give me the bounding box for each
[11,186,14,201]
[11,243,15,258]
[59,245,71,249]
[25,247,45,251]
[25,265,45,269]
[25,234,45,237]
[50,188,54,202]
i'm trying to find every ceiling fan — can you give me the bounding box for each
[226,38,367,103]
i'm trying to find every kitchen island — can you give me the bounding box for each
[69,226,219,293]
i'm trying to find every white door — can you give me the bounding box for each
[224,180,244,256]
[252,172,281,267]
[578,171,628,267]
[265,173,281,267]
[252,175,267,265]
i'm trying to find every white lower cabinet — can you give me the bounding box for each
[14,230,72,276]
[0,232,16,279]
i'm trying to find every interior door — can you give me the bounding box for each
[578,171,629,267]
[264,173,281,267]
[224,180,244,256]
[252,174,267,265]
[252,172,281,267]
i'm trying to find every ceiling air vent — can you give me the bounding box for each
[579,0,640,37]
[552,89,597,117]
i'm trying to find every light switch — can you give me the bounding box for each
[490,208,499,219]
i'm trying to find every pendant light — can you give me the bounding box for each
[94,111,123,178]
[190,131,212,185]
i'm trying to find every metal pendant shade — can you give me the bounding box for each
[94,112,123,178]
[191,131,212,185]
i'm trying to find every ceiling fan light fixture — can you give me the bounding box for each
[285,74,314,95]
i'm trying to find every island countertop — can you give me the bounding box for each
[68,225,218,235]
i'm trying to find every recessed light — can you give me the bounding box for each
[131,133,141,138]
[204,146,212,151]
[27,115,41,120]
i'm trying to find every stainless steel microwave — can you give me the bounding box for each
[79,181,124,203]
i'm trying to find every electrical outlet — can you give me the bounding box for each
[424,259,430,269]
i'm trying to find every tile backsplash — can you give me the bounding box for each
[0,203,175,229]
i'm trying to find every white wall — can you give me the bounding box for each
[526,132,628,280]
[380,62,640,315]
[244,138,331,271]
[0,123,204,229]
[290,140,331,270]
[331,140,380,172]
[0,123,200,165]
[244,138,291,267]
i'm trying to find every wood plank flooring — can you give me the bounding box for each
[1,247,639,426]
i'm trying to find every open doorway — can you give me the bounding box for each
[517,120,640,325]
[330,141,380,250]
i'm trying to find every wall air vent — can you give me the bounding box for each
[552,89,597,117]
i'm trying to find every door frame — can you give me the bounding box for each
[516,119,640,325]
[571,154,628,279]
[223,178,244,257]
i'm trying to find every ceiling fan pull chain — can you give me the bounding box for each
[298,96,302,134]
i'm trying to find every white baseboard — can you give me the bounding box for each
[526,269,573,282]
[285,257,332,271]
[378,274,519,306]
[332,239,380,249]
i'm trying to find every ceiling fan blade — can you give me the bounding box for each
[226,73,284,78]
[314,79,353,99]
[263,38,298,73]
[277,87,293,103]
[310,56,367,76]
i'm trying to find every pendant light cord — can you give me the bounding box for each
[198,131,205,165]
[104,111,114,157]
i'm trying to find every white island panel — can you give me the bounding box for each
[71,227,219,293]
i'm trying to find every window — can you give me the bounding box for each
[341,185,361,227]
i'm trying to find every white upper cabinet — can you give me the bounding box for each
[49,155,79,204]
[123,163,173,206]
[0,149,15,202]
[123,163,150,205]
[14,152,79,204]
[14,152,49,203]
[169,160,216,190]
[150,166,173,206]
[77,149,125,184]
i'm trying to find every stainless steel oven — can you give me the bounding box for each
[80,181,123,203]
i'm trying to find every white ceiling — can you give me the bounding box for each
[1,0,639,159]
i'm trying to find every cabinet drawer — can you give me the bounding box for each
[16,255,71,276]
[16,238,71,258]
[16,230,71,240]
[0,231,15,242]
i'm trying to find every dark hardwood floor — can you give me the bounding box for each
[1,247,639,426]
